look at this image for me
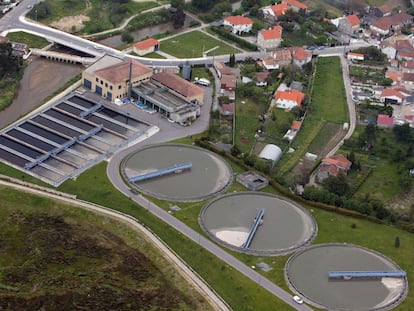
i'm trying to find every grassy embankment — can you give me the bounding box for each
[277,56,348,175]
[0,186,212,310]
[28,0,159,34]
[160,31,241,58]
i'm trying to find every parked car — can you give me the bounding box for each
[318,46,325,50]
[293,295,303,304]
[306,46,316,51]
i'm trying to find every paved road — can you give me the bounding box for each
[0,0,370,68]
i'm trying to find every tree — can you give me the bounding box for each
[121,30,134,43]
[322,173,350,196]
[395,236,400,248]
[230,144,241,157]
[393,123,412,142]
[228,53,236,67]
[171,0,185,8]
[0,42,21,75]
[172,6,186,29]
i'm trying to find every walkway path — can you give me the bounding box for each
[83,3,169,38]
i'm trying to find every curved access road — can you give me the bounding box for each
[0,179,230,311]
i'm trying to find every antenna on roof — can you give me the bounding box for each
[128,60,132,98]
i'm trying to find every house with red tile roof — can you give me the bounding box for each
[337,14,361,34]
[290,47,312,67]
[402,72,414,90]
[224,15,253,34]
[261,56,280,70]
[346,14,361,32]
[220,74,237,92]
[370,13,413,36]
[274,88,305,110]
[347,52,364,61]
[214,61,233,78]
[221,103,234,116]
[380,88,405,104]
[272,49,293,66]
[377,114,394,127]
[261,3,289,22]
[317,155,352,182]
[373,5,391,17]
[385,71,402,85]
[133,38,160,56]
[152,71,205,104]
[257,25,283,51]
[255,71,270,86]
[402,60,414,73]
[282,0,308,12]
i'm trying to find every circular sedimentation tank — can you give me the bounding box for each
[199,192,317,255]
[122,144,233,201]
[285,244,408,311]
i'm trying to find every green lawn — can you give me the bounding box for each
[160,31,241,58]
[308,122,342,154]
[311,57,348,123]
[6,31,50,49]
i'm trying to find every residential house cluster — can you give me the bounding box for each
[261,0,308,22]
[316,155,352,183]
[370,12,413,37]
[214,61,237,116]
[261,46,312,70]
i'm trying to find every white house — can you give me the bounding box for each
[347,52,364,61]
[274,88,305,110]
[224,15,253,34]
[380,88,405,104]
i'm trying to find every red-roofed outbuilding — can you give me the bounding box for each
[133,38,160,56]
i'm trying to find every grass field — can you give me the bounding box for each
[6,31,50,49]
[277,56,348,175]
[311,57,348,123]
[160,31,241,58]
[0,186,211,310]
[308,122,342,154]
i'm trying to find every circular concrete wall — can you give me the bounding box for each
[122,144,233,201]
[199,192,317,256]
[285,243,408,310]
